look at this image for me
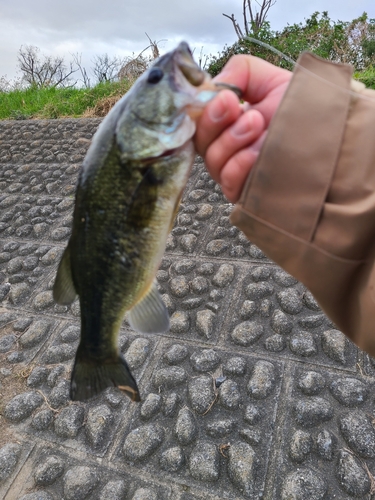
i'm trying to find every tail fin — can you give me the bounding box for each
[70,352,140,402]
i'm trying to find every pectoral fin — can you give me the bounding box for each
[53,246,77,305]
[128,282,170,334]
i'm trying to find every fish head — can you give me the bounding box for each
[127,42,204,124]
[115,41,241,160]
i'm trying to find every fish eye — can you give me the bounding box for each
[147,68,164,84]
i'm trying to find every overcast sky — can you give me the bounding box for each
[0,0,373,84]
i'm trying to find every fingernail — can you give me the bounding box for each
[208,93,228,122]
[231,114,253,138]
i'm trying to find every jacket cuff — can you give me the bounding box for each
[232,52,353,242]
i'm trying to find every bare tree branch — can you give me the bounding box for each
[92,54,125,84]
[197,46,210,69]
[72,53,90,88]
[222,13,244,39]
[118,35,164,82]
[17,45,78,88]
[223,0,276,38]
[243,0,249,36]
[145,32,164,60]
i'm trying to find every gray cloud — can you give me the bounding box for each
[1,0,235,43]
[0,0,373,82]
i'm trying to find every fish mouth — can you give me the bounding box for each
[175,43,206,87]
[174,42,242,98]
[141,143,187,163]
[168,42,242,122]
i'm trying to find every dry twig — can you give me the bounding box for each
[219,443,231,458]
[36,390,60,413]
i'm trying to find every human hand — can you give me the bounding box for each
[195,55,292,203]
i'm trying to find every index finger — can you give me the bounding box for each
[214,55,292,125]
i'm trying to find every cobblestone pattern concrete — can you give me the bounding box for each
[0,119,374,499]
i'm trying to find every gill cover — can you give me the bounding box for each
[115,42,215,161]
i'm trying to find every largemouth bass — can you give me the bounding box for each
[53,41,240,402]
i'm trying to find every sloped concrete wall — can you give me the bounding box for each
[0,118,101,165]
[0,118,374,500]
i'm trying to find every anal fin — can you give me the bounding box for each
[128,282,170,334]
[53,245,77,305]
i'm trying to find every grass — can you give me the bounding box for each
[0,65,374,121]
[0,79,133,120]
[354,66,375,89]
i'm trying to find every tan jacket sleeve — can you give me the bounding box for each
[230,52,375,356]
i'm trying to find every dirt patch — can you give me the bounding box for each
[82,95,121,118]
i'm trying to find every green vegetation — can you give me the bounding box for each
[354,66,375,88]
[0,11,374,120]
[0,79,132,120]
[208,12,375,89]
